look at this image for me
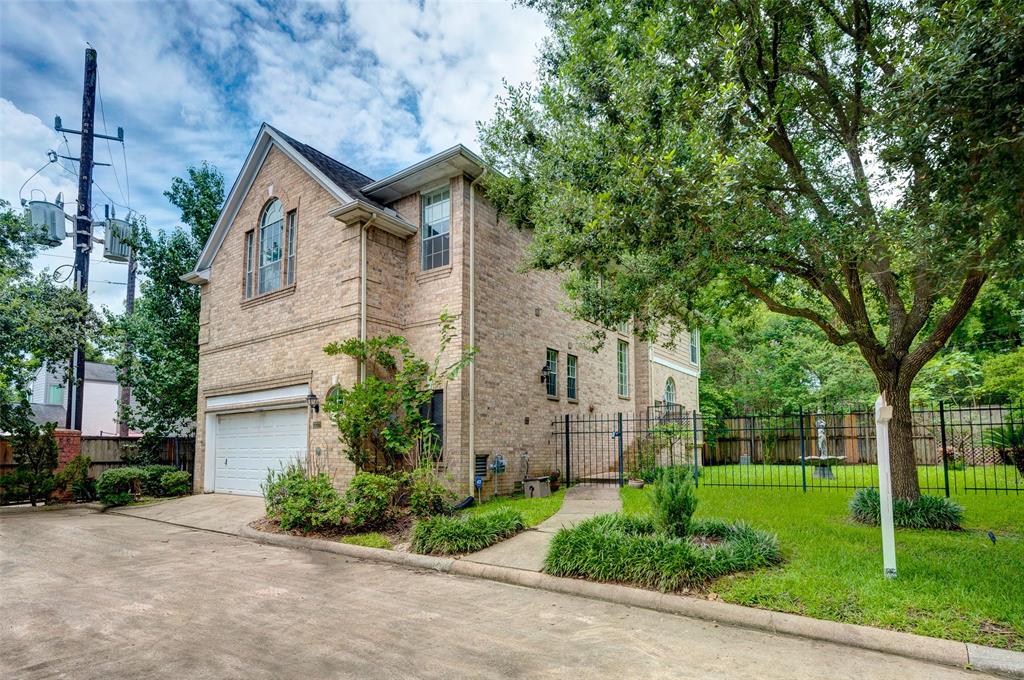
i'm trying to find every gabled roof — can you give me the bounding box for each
[361,144,486,204]
[182,124,415,284]
[267,126,390,212]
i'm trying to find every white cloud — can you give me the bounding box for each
[0,0,549,314]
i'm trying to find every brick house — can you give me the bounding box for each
[184,124,699,496]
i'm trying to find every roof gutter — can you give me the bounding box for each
[181,268,211,285]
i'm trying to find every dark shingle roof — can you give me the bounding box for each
[266,126,389,211]
[30,403,66,428]
[84,361,118,383]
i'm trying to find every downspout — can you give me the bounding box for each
[468,169,487,495]
[360,215,376,383]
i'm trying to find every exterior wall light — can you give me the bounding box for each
[306,391,320,413]
[540,364,551,384]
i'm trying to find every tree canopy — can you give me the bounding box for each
[0,200,98,434]
[106,163,224,443]
[479,0,1023,498]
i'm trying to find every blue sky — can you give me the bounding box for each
[0,0,547,313]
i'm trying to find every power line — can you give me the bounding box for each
[96,73,128,208]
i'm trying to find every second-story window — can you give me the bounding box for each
[244,230,255,298]
[546,348,558,398]
[258,199,284,295]
[567,354,578,401]
[285,209,297,285]
[421,186,450,270]
[690,330,699,365]
[617,340,629,398]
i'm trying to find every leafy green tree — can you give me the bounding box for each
[0,200,97,434]
[107,163,224,441]
[7,422,60,506]
[323,311,476,471]
[980,348,1024,404]
[480,0,1023,499]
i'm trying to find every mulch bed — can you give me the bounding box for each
[250,513,416,550]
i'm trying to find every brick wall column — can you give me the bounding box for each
[52,428,81,502]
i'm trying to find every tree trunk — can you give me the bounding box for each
[886,384,921,501]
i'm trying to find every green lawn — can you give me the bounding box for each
[339,532,392,549]
[696,463,1021,494]
[463,488,567,527]
[620,484,1023,650]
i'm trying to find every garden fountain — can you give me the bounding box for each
[805,415,845,479]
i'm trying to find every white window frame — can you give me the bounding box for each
[690,330,699,365]
[258,199,284,295]
[567,354,578,401]
[421,185,451,271]
[617,340,629,398]
[244,230,255,298]
[546,348,558,398]
[664,377,676,405]
[285,209,297,285]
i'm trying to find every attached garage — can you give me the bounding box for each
[211,408,308,495]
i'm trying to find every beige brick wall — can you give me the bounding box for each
[195,143,699,497]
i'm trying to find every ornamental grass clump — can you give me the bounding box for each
[411,506,525,555]
[544,513,782,591]
[545,476,782,591]
[849,488,963,530]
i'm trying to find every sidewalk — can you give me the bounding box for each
[461,483,621,572]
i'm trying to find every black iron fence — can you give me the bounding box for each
[552,402,1023,495]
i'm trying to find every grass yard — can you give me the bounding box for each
[339,532,392,549]
[462,487,566,527]
[621,484,1024,650]
[696,463,1021,495]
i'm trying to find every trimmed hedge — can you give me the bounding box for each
[544,513,782,591]
[411,507,525,555]
[96,465,192,506]
[263,464,344,532]
[849,488,963,530]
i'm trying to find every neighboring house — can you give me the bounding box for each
[29,361,132,436]
[184,124,700,496]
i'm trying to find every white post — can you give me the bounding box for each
[874,393,897,579]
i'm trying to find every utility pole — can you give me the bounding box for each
[55,47,124,431]
[118,232,136,437]
[64,47,96,432]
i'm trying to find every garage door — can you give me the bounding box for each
[214,408,307,495]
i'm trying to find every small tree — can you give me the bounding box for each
[323,311,476,471]
[10,422,60,506]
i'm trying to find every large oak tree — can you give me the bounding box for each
[480,0,1023,499]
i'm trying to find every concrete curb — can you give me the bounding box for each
[242,525,1023,679]
[238,525,454,573]
[0,501,103,516]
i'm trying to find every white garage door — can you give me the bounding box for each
[213,408,307,495]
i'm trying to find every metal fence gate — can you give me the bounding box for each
[552,405,695,486]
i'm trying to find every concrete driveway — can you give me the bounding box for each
[106,492,265,534]
[0,507,993,680]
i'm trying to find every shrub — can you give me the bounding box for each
[544,513,782,591]
[411,507,525,555]
[407,464,457,518]
[160,470,192,496]
[651,466,698,538]
[96,466,144,506]
[849,488,963,530]
[262,463,344,532]
[9,421,59,506]
[345,472,400,529]
[139,465,179,495]
[56,454,95,501]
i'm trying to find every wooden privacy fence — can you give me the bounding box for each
[0,436,195,479]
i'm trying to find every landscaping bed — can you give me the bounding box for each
[621,484,1024,650]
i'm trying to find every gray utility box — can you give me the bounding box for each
[523,477,551,498]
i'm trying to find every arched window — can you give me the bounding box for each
[664,377,677,405]
[258,199,284,294]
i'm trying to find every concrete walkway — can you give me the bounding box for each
[107,492,265,534]
[462,484,621,572]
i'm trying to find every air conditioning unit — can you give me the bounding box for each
[103,218,132,262]
[26,200,66,247]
